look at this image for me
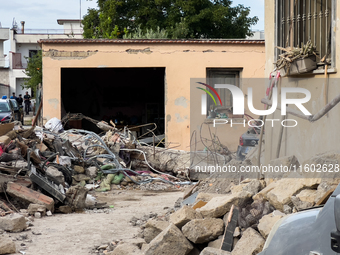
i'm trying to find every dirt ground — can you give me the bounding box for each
[4,189,183,255]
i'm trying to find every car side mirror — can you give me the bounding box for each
[331,194,340,252]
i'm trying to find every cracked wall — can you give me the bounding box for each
[41,42,265,151]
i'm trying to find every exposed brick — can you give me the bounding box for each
[6,182,54,212]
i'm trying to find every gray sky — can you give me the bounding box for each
[1,0,264,54]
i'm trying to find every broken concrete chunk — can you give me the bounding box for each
[200,247,231,255]
[301,151,340,182]
[182,218,224,244]
[141,243,149,253]
[231,180,263,196]
[86,166,98,178]
[198,192,252,218]
[268,155,300,177]
[233,227,241,237]
[207,238,223,249]
[296,189,317,204]
[291,196,313,211]
[230,184,247,194]
[144,223,193,255]
[6,182,54,212]
[27,204,47,216]
[195,193,225,203]
[283,205,292,214]
[233,237,239,250]
[266,178,321,211]
[34,212,41,218]
[74,165,85,174]
[0,213,27,232]
[0,235,16,254]
[242,180,263,196]
[272,210,286,217]
[58,205,73,214]
[258,213,284,239]
[170,205,202,229]
[46,211,52,216]
[238,200,275,229]
[108,243,143,255]
[231,228,265,255]
[252,181,277,201]
[143,219,169,243]
[46,166,65,184]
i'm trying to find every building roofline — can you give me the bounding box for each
[38,38,265,45]
[57,19,82,25]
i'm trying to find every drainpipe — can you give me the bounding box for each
[20,21,25,34]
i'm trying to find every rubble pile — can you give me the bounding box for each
[0,120,193,254]
[2,117,340,254]
[100,152,340,255]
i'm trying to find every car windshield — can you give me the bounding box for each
[0,102,11,112]
[10,99,18,108]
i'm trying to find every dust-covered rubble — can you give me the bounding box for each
[97,151,340,255]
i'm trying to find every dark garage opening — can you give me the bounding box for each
[61,68,165,136]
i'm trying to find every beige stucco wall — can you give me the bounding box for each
[0,69,9,85]
[41,42,265,151]
[264,0,340,163]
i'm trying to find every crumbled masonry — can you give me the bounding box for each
[0,120,339,254]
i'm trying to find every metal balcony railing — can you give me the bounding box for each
[276,0,333,62]
[12,53,28,69]
[16,29,83,35]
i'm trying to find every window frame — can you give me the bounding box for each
[274,0,337,73]
[206,68,243,118]
[28,50,38,59]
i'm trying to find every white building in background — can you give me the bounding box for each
[0,27,10,96]
[247,30,265,40]
[0,19,83,97]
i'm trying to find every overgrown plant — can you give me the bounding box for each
[23,50,42,95]
[82,0,258,39]
[123,26,168,39]
[170,19,189,39]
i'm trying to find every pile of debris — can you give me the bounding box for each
[275,40,318,74]
[0,118,199,254]
[100,153,340,255]
[1,120,192,206]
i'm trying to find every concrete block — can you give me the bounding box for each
[6,182,54,212]
[0,213,27,232]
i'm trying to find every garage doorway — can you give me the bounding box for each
[61,68,165,135]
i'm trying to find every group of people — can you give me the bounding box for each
[9,91,31,115]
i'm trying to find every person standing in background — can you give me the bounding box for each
[16,94,23,106]
[10,93,17,99]
[24,91,31,115]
